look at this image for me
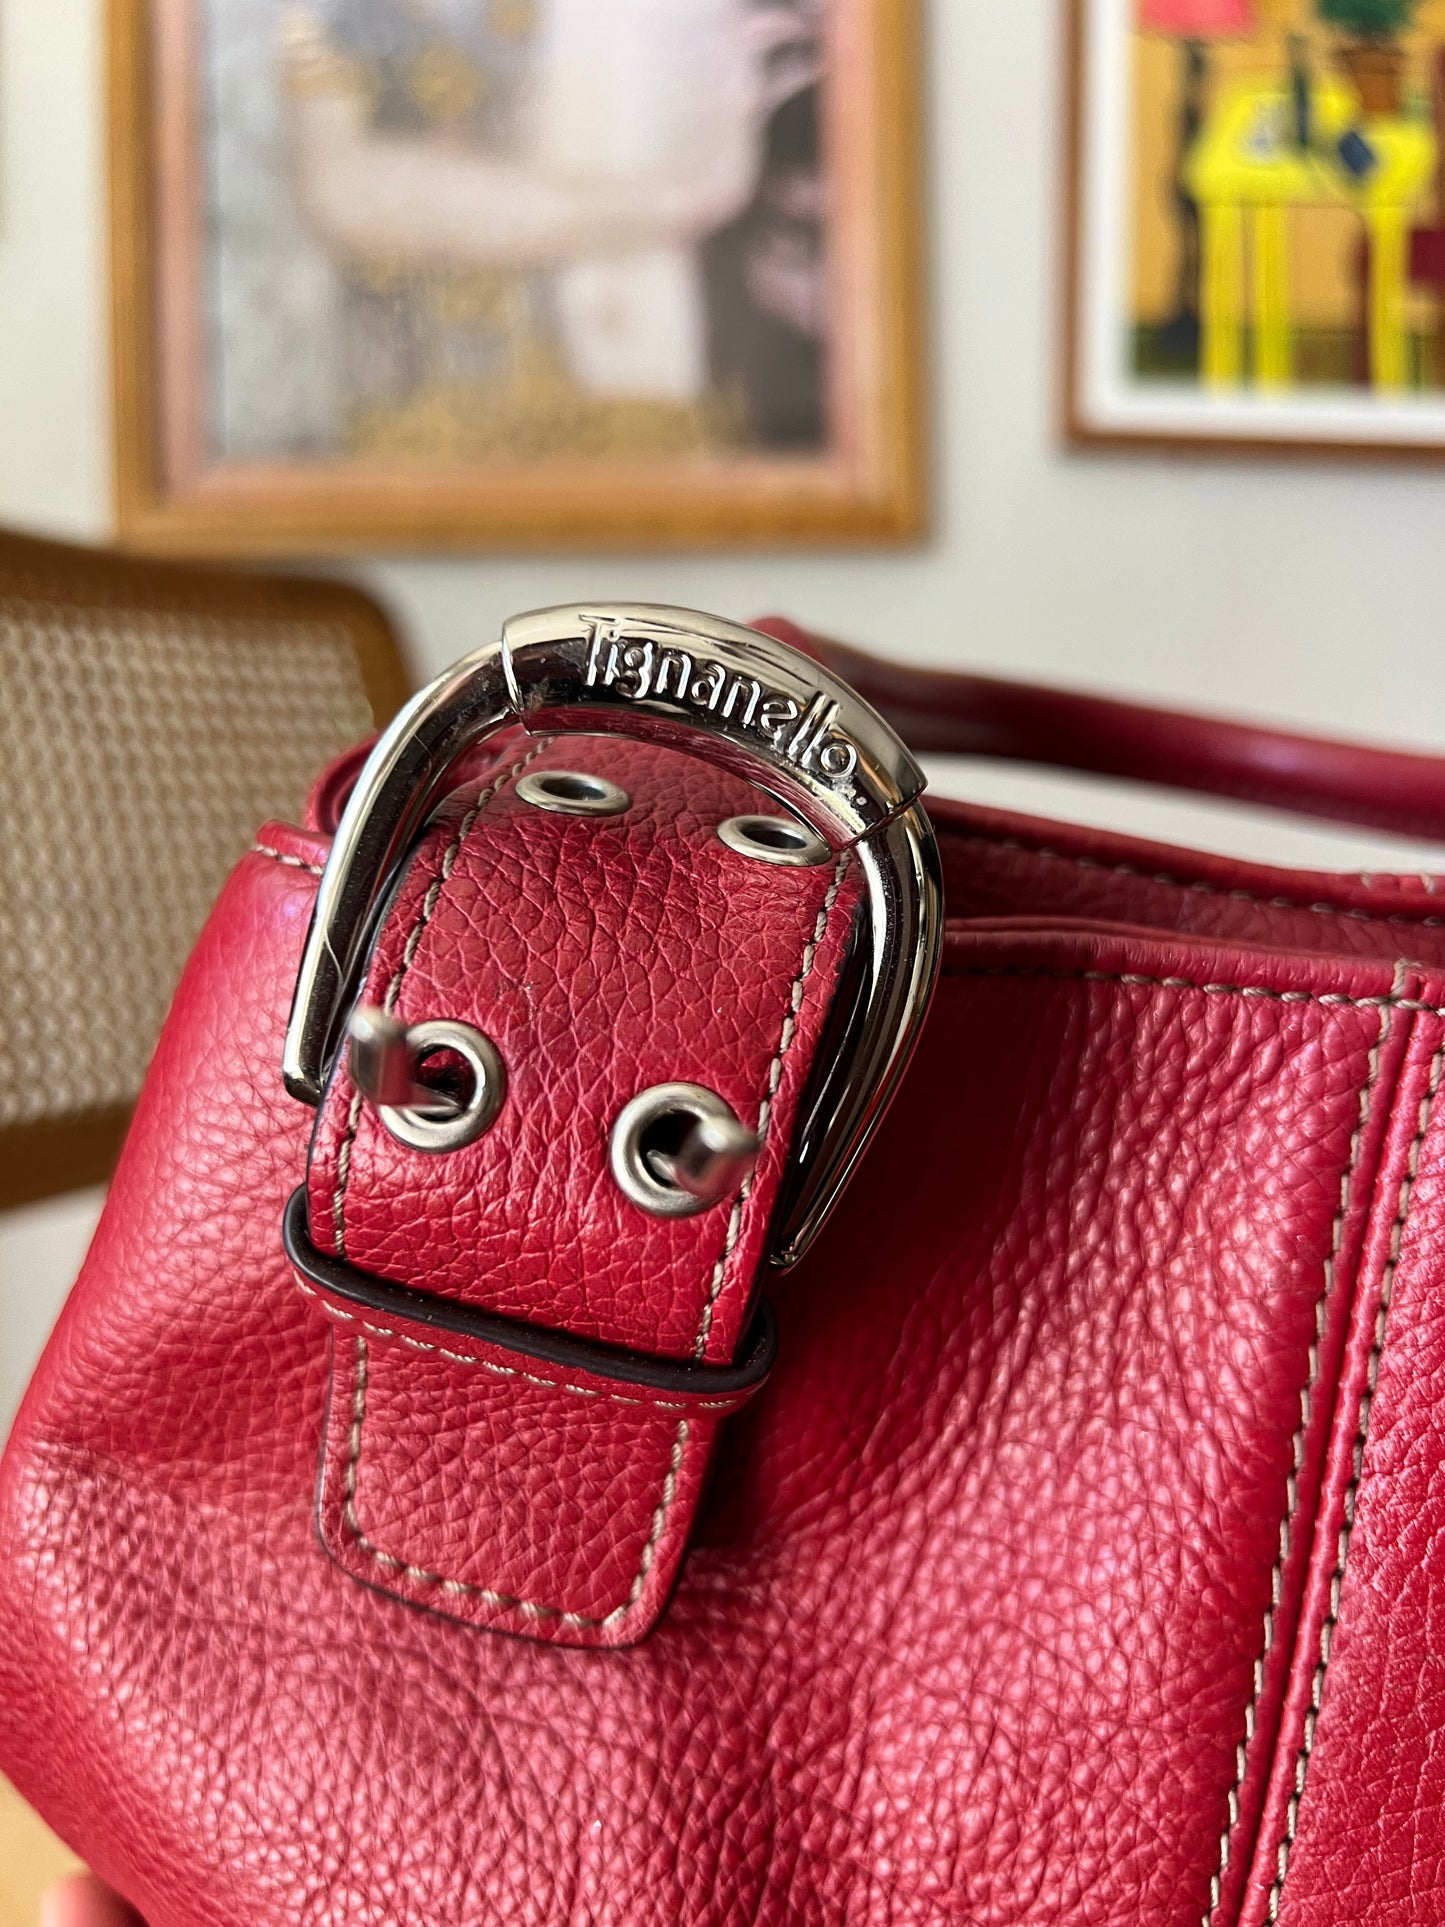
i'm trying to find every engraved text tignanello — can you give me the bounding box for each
[581,615,860,782]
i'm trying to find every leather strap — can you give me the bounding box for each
[300,734,862,1647]
[292,623,1445,1648]
[755,617,1445,844]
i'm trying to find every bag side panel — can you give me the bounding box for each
[0,892,1435,1925]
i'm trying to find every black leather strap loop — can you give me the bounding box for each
[282,1188,777,1401]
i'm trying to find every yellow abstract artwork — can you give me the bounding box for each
[1070,0,1445,450]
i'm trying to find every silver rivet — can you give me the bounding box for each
[609,1083,760,1218]
[717,813,830,868]
[348,1007,506,1154]
[515,769,631,817]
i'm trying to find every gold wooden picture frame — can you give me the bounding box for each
[109,0,926,554]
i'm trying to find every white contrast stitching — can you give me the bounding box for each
[967,832,1445,929]
[293,1274,745,1413]
[341,1336,690,1628]
[324,737,706,1632]
[332,1088,365,1255]
[1264,1031,1445,1921]
[691,850,851,1361]
[328,739,551,1258]
[250,842,324,876]
[1201,994,1395,1926]
[954,957,1443,1919]
[945,962,1445,1018]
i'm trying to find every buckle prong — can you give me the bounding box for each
[656,1112,761,1202]
[348,1005,460,1116]
[347,1007,507,1153]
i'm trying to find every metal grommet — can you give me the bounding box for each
[609,1083,758,1219]
[515,769,631,817]
[376,1019,507,1154]
[717,813,830,868]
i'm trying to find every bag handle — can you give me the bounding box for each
[754,618,1445,848]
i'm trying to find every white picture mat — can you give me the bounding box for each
[1074,0,1445,444]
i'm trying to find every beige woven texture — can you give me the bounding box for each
[0,595,373,1130]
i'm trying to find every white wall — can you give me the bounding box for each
[7,0,1445,730]
[5,0,1445,1429]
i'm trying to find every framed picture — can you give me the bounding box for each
[1066,0,1445,455]
[109,0,925,553]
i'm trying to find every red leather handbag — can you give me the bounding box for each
[4,604,1445,1927]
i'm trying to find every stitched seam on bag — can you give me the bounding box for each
[340,1335,690,1628]
[292,1274,746,1412]
[323,740,704,1632]
[944,963,1445,1017]
[330,849,849,1618]
[1264,1030,1445,1922]
[962,832,1445,928]
[328,740,552,1258]
[1201,995,1395,1927]
[250,842,325,877]
[691,850,851,1361]
[950,959,1435,1921]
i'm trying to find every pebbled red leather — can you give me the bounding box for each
[6,647,1445,1924]
[303,736,859,1645]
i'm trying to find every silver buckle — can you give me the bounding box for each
[282,605,942,1267]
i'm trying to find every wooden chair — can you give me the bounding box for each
[0,529,409,1208]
